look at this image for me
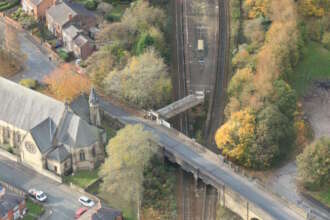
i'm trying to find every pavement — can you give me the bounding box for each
[0,155,82,220]
[0,18,56,83]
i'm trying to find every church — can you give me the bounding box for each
[0,77,105,176]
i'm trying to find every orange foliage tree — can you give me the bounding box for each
[43,64,91,101]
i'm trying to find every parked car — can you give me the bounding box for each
[75,207,88,219]
[78,196,95,207]
[28,189,47,202]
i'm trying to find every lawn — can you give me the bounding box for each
[63,169,99,189]
[305,187,330,209]
[105,4,128,22]
[23,198,45,220]
[289,42,330,96]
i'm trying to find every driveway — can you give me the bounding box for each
[0,18,56,82]
[0,155,82,220]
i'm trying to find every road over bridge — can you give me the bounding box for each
[98,96,305,220]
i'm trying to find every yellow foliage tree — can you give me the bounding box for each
[299,0,325,17]
[215,109,256,162]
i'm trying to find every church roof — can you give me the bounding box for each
[0,77,99,151]
[30,118,57,154]
[70,94,90,122]
[47,145,70,162]
[0,77,64,131]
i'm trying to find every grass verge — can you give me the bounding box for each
[23,198,45,220]
[63,169,99,189]
[305,187,330,209]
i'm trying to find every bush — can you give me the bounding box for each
[297,137,330,188]
[57,49,70,62]
[322,32,330,49]
[19,78,38,89]
[84,0,97,10]
[105,6,124,22]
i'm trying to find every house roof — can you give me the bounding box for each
[0,191,24,218]
[47,1,95,27]
[73,35,88,47]
[0,77,65,131]
[47,2,77,27]
[63,25,81,39]
[29,0,43,6]
[47,145,70,162]
[92,207,122,220]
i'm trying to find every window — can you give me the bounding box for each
[92,147,96,157]
[15,133,21,145]
[54,166,57,173]
[79,150,85,161]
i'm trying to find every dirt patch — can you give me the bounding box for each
[303,82,330,139]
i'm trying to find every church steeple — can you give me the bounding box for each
[89,87,101,127]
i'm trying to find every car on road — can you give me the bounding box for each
[78,196,95,207]
[28,188,47,202]
[75,207,88,219]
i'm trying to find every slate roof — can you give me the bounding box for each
[92,207,122,220]
[0,191,24,218]
[73,35,88,47]
[30,117,57,154]
[0,77,100,154]
[29,0,43,6]
[56,111,99,148]
[63,25,80,39]
[70,94,90,122]
[47,1,95,27]
[47,145,70,162]
[47,2,77,27]
[0,77,65,131]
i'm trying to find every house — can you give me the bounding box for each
[63,25,94,59]
[0,77,105,176]
[21,0,54,19]
[0,186,26,220]
[46,0,96,38]
[78,202,122,220]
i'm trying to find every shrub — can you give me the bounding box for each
[19,78,38,89]
[0,0,20,12]
[57,49,70,62]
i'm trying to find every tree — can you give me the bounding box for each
[297,137,330,188]
[105,49,172,108]
[99,124,158,220]
[43,64,91,101]
[215,109,256,165]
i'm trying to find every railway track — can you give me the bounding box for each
[205,0,230,146]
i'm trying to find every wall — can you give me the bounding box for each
[20,133,44,171]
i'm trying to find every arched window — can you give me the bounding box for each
[79,150,85,161]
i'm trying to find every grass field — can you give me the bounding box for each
[289,42,330,96]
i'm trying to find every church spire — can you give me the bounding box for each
[89,87,98,105]
[89,87,101,127]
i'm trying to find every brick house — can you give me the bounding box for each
[0,186,26,220]
[62,25,94,59]
[21,0,54,20]
[46,0,96,39]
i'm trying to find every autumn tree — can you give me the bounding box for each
[297,137,330,188]
[105,49,172,108]
[43,64,91,101]
[99,124,158,220]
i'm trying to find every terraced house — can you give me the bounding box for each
[0,77,105,176]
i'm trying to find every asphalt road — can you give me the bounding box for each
[0,156,81,220]
[98,97,304,220]
[0,18,56,82]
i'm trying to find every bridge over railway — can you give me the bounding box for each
[98,95,306,220]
